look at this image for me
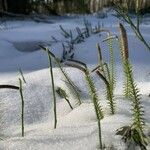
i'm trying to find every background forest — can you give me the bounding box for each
[0,0,150,15]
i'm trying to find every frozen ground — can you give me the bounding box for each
[0,11,150,150]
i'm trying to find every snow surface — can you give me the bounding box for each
[0,11,150,150]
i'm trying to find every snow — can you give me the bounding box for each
[0,11,150,150]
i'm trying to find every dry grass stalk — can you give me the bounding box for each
[119,23,129,59]
[65,62,86,73]
[0,85,19,90]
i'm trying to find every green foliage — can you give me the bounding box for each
[118,60,148,150]
[84,69,104,120]
[125,61,145,131]
[117,23,148,150]
[95,43,116,115]
[64,59,104,149]
[106,34,116,91]
[119,23,131,98]
[106,34,116,114]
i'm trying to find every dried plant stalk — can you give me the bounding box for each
[119,23,131,98]
[119,23,129,60]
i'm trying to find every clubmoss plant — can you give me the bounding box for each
[101,30,116,92]
[93,43,116,115]
[119,23,131,98]
[95,66,115,115]
[106,33,116,91]
[116,23,148,150]
[39,45,82,106]
[98,29,117,86]
[65,59,104,149]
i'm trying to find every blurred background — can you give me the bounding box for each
[0,0,150,15]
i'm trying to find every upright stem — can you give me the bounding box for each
[47,49,57,129]
[19,78,24,137]
[19,68,26,83]
[85,69,103,148]
[98,120,103,150]
[65,61,103,148]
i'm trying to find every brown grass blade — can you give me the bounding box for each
[119,23,129,59]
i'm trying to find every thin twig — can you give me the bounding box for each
[19,78,24,137]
